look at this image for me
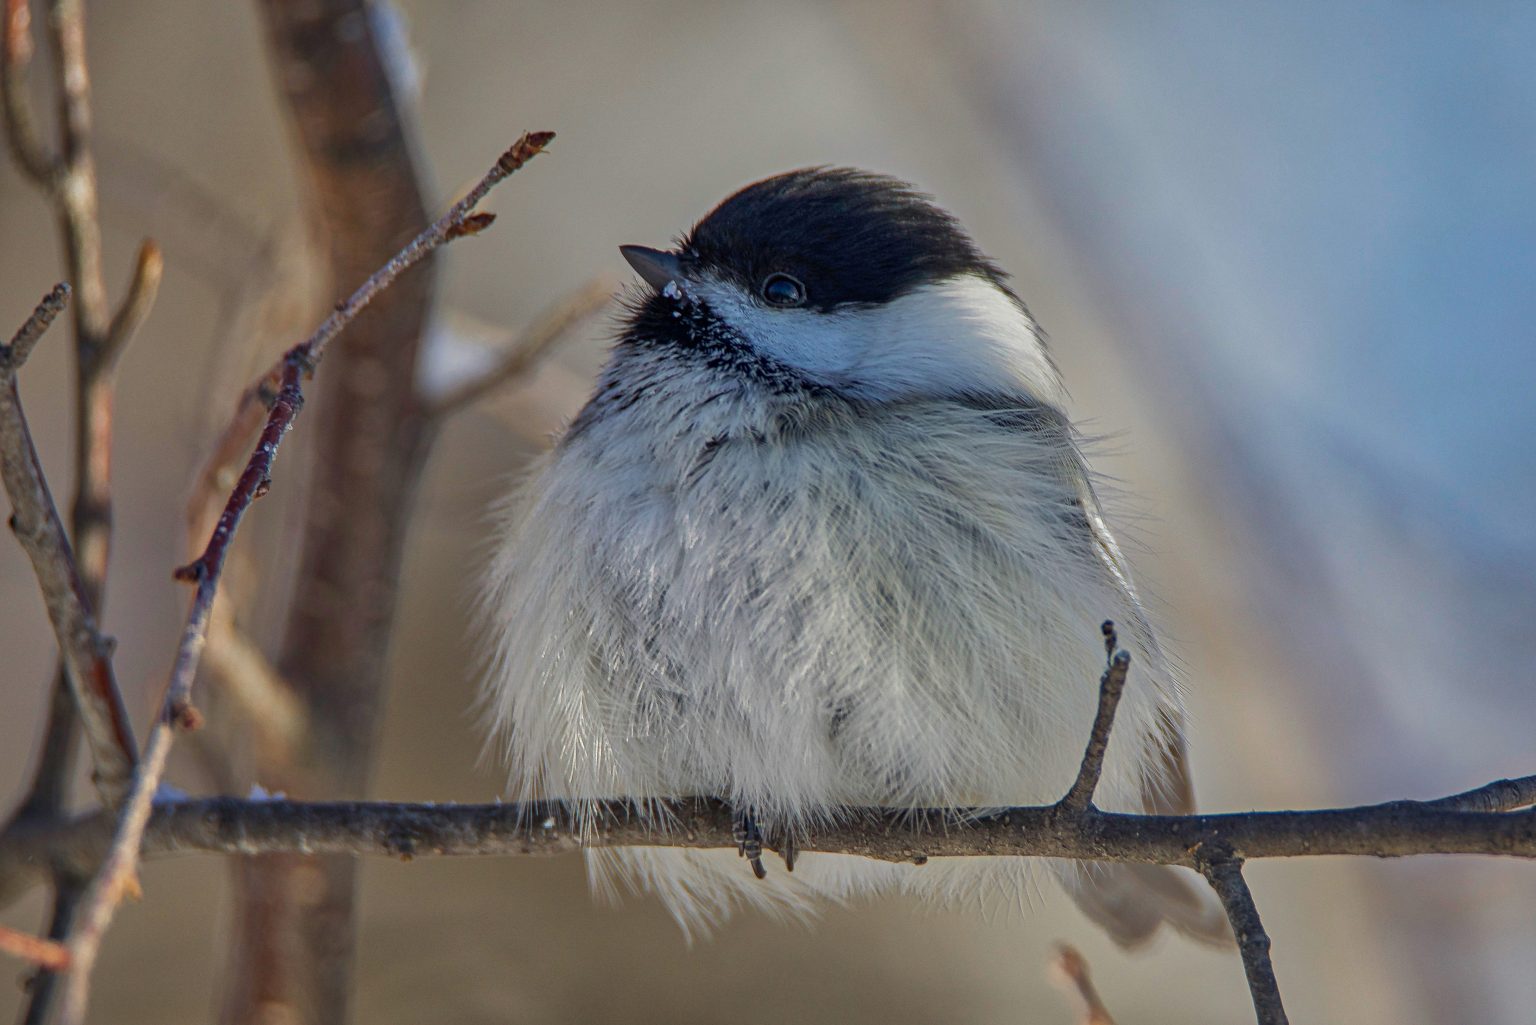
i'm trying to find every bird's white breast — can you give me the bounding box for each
[479,350,1175,828]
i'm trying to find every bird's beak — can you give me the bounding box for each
[620,245,685,293]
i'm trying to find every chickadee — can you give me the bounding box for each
[481,168,1227,946]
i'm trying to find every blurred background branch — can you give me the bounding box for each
[2,0,161,1018]
[1051,945,1117,1025]
[223,4,440,1021]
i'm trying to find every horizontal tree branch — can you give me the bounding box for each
[1,778,1530,901]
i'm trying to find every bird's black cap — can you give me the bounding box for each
[677,168,1009,312]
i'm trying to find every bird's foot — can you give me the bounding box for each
[733,806,768,879]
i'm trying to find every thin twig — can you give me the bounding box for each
[4,5,160,1021]
[0,284,138,800]
[5,281,69,362]
[422,277,615,418]
[13,871,81,1025]
[9,0,155,824]
[184,134,561,547]
[1198,851,1288,1025]
[101,237,165,369]
[295,130,553,379]
[1050,945,1116,1025]
[184,363,284,547]
[1058,621,1130,813]
[51,132,555,1025]
[54,348,295,1023]
[0,923,70,971]
[0,0,57,183]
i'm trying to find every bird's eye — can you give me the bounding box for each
[760,273,806,307]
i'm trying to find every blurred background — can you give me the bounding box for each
[2,2,1533,1022]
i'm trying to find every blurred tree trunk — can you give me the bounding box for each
[221,3,435,1023]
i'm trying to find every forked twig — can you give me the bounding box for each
[0,285,138,800]
[1198,851,1288,1025]
[3,0,164,808]
[52,131,556,1025]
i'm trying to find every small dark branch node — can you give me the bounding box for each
[171,559,206,584]
[1198,849,1288,1025]
[386,829,418,860]
[287,347,318,378]
[169,700,204,732]
[446,211,497,239]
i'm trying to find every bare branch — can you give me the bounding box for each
[100,237,164,370]
[421,277,615,418]
[0,284,138,802]
[1421,775,1536,814]
[0,923,70,971]
[184,364,284,547]
[1050,945,1116,1025]
[5,280,69,363]
[2,781,1531,902]
[11,0,160,836]
[0,0,58,183]
[3,7,165,1022]
[1057,621,1130,814]
[45,0,89,167]
[296,132,554,380]
[50,133,554,1025]
[1198,851,1288,1025]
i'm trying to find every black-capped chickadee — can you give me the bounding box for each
[481,168,1227,945]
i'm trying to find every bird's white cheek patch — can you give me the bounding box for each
[838,277,1065,405]
[691,280,864,383]
[695,275,1065,406]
